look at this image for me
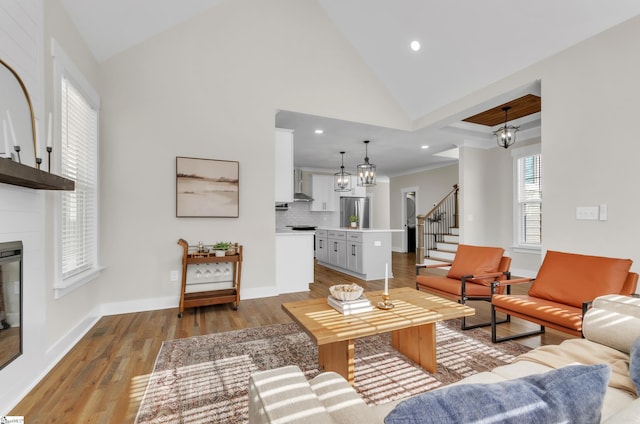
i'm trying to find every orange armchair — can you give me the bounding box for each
[491,250,638,343]
[416,244,512,330]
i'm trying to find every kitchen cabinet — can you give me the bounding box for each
[327,230,346,268]
[346,232,363,274]
[276,231,314,294]
[316,228,401,280]
[316,229,328,262]
[275,128,294,203]
[310,174,337,211]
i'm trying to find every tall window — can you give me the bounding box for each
[513,145,542,249]
[53,40,101,298]
[60,76,98,278]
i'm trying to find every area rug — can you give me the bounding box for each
[136,319,531,423]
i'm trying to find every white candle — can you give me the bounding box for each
[5,110,17,147]
[384,263,389,294]
[2,120,9,156]
[47,111,52,148]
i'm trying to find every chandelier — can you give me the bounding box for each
[357,140,376,187]
[334,151,351,192]
[494,106,519,149]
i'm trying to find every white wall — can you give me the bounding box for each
[0,0,47,413]
[389,164,458,250]
[95,0,408,306]
[0,0,104,414]
[538,18,640,266]
[458,146,487,244]
[367,179,390,229]
[420,15,640,279]
[458,139,542,276]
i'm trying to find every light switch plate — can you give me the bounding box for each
[576,206,599,220]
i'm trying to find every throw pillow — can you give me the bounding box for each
[631,336,640,395]
[384,364,610,424]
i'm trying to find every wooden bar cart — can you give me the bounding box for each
[177,239,243,317]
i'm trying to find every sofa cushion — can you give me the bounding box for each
[631,336,640,395]
[602,398,640,424]
[446,244,504,283]
[384,364,610,424]
[583,295,640,354]
[308,371,380,422]
[528,251,632,308]
[248,365,336,424]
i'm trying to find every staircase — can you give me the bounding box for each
[417,184,460,267]
[423,227,459,266]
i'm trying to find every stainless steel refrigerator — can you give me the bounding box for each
[340,197,370,228]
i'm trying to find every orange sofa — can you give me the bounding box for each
[491,250,638,342]
[416,244,511,329]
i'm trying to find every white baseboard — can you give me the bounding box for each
[2,311,102,415]
[100,296,177,316]
[241,285,279,300]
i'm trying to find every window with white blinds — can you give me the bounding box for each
[60,76,98,279]
[52,39,101,298]
[514,146,542,248]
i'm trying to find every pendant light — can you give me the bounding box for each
[357,140,376,187]
[494,106,519,149]
[334,151,351,192]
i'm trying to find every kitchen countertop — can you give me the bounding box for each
[276,228,316,235]
[317,227,403,233]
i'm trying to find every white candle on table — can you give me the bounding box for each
[47,112,52,148]
[384,263,389,294]
[5,110,17,147]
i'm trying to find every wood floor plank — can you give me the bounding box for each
[9,252,571,422]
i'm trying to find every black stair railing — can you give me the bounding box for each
[416,184,459,262]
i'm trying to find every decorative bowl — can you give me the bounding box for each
[330,284,364,301]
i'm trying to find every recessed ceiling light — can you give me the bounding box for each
[410,41,421,52]
[314,129,324,134]
[421,145,429,149]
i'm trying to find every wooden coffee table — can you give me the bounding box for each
[281,287,475,385]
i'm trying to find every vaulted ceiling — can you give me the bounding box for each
[61,0,640,176]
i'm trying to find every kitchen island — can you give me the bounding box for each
[316,228,402,281]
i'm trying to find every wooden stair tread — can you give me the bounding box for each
[429,248,457,254]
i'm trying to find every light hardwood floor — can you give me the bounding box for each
[10,252,571,423]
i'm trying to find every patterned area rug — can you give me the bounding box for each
[136,319,531,423]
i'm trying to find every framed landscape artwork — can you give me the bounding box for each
[176,156,239,218]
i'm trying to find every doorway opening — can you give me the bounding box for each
[401,187,418,253]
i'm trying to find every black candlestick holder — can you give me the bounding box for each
[47,146,52,173]
[36,157,42,170]
[13,145,21,164]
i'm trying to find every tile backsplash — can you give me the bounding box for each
[276,202,340,228]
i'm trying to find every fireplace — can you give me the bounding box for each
[0,241,22,370]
